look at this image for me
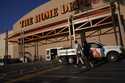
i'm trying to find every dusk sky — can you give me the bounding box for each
[0,0,48,34]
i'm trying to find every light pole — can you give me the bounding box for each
[68,15,75,48]
[115,2,124,46]
[5,29,8,57]
[20,28,25,62]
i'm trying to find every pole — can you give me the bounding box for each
[68,15,75,48]
[20,29,25,62]
[34,41,38,61]
[5,29,8,57]
[115,2,124,46]
[110,2,118,45]
[80,30,85,47]
[22,30,25,62]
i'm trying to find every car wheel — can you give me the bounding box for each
[107,51,119,62]
[89,61,95,68]
[60,57,68,64]
[68,57,75,64]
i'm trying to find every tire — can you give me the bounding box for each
[107,51,119,62]
[68,57,73,64]
[60,57,68,64]
[68,57,76,64]
[89,61,94,68]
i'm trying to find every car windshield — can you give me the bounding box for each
[88,43,103,48]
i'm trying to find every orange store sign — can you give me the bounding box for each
[20,0,91,28]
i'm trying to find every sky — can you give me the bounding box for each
[0,0,49,34]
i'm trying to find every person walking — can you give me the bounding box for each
[83,40,94,68]
[73,40,84,66]
[73,40,93,69]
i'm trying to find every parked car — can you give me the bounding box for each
[57,42,125,64]
[3,55,22,65]
[0,59,4,66]
[88,42,124,62]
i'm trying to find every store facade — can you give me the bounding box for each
[8,0,125,61]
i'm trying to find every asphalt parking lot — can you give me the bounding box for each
[0,59,125,83]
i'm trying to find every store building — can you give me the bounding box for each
[8,0,125,61]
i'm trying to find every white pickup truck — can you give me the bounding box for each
[57,43,125,63]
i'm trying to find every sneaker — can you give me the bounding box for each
[81,66,87,69]
[89,62,94,68]
[74,65,78,68]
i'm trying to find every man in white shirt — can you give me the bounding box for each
[73,40,84,65]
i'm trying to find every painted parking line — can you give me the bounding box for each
[5,65,63,83]
[35,74,112,80]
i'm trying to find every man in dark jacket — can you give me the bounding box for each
[83,40,94,68]
[73,40,91,69]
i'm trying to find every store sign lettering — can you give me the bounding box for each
[20,0,79,28]
[92,0,100,4]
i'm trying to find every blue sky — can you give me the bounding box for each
[0,0,48,33]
